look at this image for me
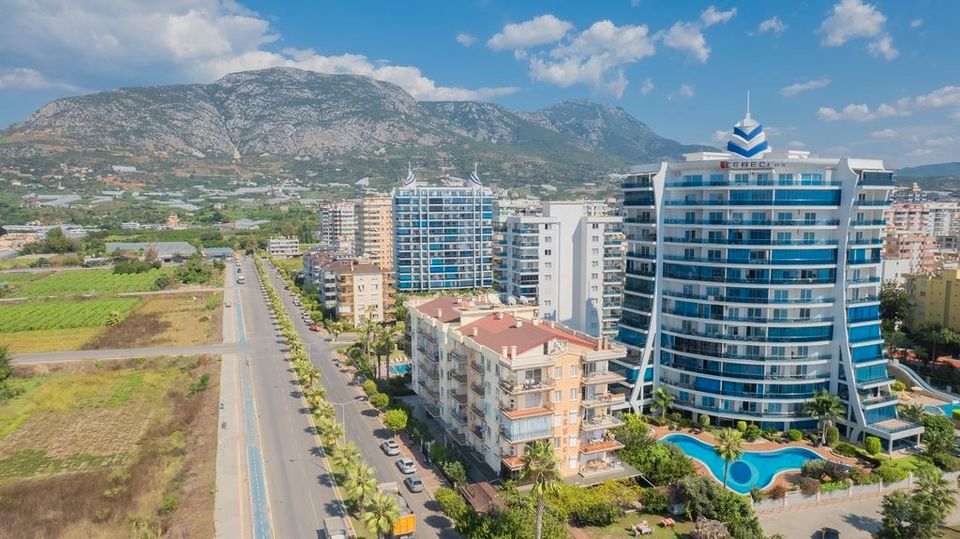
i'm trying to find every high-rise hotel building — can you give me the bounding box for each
[617,110,923,450]
[392,175,494,291]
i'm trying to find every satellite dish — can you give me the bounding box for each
[518,296,530,305]
[507,295,518,305]
[486,293,500,304]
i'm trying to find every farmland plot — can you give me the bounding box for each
[0,298,141,332]
[13,268,172,297]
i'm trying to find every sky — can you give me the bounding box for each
[0,0,957,167]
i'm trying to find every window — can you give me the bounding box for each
[591,273,599,280]
[555,367,563,378]
[544,236,553,243]
[544,274,552,281]
[554,390,562,402]
[569,456,577,470]
[544,262,552,269]
[592,260,599,268]
[570,365,578,377]
[592,235,600,242]
[554,414,562,427]
[569,435,577,448]
[592,223,600,229]
[544,249,552,256]
[568,410,577,424]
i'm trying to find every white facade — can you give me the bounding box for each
[319,201,357,255]
[268,237,300,258]
[496,201,624,338]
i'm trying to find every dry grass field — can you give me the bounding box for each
[0,356,219,538]
[86,292,223,350]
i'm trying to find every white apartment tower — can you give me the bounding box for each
[319,201,357,255]
[496,201,624,339]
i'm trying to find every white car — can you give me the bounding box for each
[380,440,400,456]
[395,458,416,474]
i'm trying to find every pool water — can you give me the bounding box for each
[389,363,411,375]
[661,433,824,494]
[928,403,960,417]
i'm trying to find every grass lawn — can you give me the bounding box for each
[272,257,302,274]
[0,327,102,354]
[13,267,173,297]
[886,454,926,472]
[581,513,695,539]
[0,356,219,537]
[0,297,141,332]
[85,292,223,349]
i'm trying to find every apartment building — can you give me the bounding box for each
[495,201,624,338]
[267,237,300,258]
[319,201,357,255]
[356,195,394,270]
[618,109,922,451]
[317,260,395,324]
[393,182,493,291]
[409,296,633,482]
[883,203,928,234]
[905,266,960,332]
[882,229,939,277]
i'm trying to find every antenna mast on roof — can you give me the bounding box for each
[746,90,751,120]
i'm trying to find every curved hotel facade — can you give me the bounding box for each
[617,111,923,450]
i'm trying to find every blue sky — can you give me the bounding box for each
[1,0,957,167]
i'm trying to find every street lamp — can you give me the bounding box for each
[329,397,365,446]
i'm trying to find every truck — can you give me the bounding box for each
[320,516,352,539]
[377,482,415,538]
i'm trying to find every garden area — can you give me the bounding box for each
[0,352,219,537]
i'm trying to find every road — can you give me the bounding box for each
[12,343,238,364]
[262,260,458,539]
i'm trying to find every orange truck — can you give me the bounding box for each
[377,482,415,537]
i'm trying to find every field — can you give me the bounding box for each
[0,297,141,332]
[0,328,103,354]
[86,293,223,349]
[13,267,173,297]
[0,356,219,537]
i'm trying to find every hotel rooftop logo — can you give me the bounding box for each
[726,94,771,159]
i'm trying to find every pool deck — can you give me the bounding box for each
[653,426,859,490]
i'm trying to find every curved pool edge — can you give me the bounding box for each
[659,433,825,495]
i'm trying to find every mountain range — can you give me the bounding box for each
[1,67,710,184]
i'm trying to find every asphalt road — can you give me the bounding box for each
[236,258,346,538]
[263,261,458,539]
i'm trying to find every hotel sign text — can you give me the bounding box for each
[720,160,787,169]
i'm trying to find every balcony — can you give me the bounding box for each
[471,425,485,441]
[580,415,625,431]
[580,438,625,454]
[580,457,627,478]
[423,366,439,381]
[500,405,553,420]
[663,218,840,227]
[499,425,553,443]
[581,393,627,408]
[499,377,552,394]
[452,391,468,405]
[418,330,436,344]
[470,359,484,374]
[662,254,837,266]
[470,382,486,397]
[663,237,839,246]
[451,409,468,425]
[449,371,467,384]
[581,370,625,385]
[470,403,487,419]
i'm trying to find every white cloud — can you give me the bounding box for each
[758,16,787,35]
[639,77,654,95]
[818,104,879,121]
[867,35,898,59]
[658,22,710,62]
[818,0,897,60]
[668,83,694,101]
[456,33,476,47]
[914,86,960,109]
[926,136,956,147]
[871,128,897,138]
[0,0,513,102]
[700,6,737,27]
[0,67,81,91]
[528,20,655,97]
[487,14,572,51]
[787,141,807,149]
[713,129,728,143]
[907,148,934,157]
[781,78,830,97]
[910,19,924,29]
[813,86,960,122]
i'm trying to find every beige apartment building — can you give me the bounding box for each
[905,266,960,332]
[320,260,395,325]
[410,296,633,483]
[356,195,394,270]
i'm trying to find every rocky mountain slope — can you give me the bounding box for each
[3,67,710,181]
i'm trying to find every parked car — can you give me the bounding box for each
[381,440,400,456]
[403,475,424,493]
[309,324,320,332]
[819,529,840,539]
[395,458,416,474]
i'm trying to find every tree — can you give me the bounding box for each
[880,281,910,332]
[877,465,957,538]
[897,402,927,424]
[442,460,467,489]
[329,320,347,342]
[714,428,745,488]
[914,324,960,366]
[804,390,844,442]
[922,414,956,455]
[519,440,561,539]
[106,310,122,327]
[333,443,361,472]
[393,293,409,326]
[0,346,11,384]
[375,322,404,380]
[346,463,378,513]
[651,386,675,423]
[435,487,470,521]
[363,492,399,539]
[383,409,408,440]
[358,314,379,374]
[369,392,389,411]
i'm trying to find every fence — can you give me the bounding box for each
[753,471,960,514]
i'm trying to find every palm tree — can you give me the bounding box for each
[332,443,361,471]
[520,440,561,539]
[714,428,745,488]
[897,402,927,424]
[346,463,378,513]
[916,465,958,516]
[375,322,403,379]
[803,390,844,441]
[651,386,675,423]
[320,420,345,448]
[363,492,399,539]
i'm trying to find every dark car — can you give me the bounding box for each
[819,528,840,539]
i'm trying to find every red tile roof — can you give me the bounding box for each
[418,296,464,323]
[458,312,595,355]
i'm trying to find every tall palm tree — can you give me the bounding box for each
[520,440,561,539]
[916,465,958,516]
[321,420,345,448]
[714,428,745,488]
[897,402,927,424]
[332,443,361,472]
[346,464,378,513]
[375,322,403,379]
[651,386,675,423]
[363,492,399,539]
[803,390,844,441]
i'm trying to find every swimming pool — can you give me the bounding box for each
[928,402,960,417]
[661,433,824,494]
[388,363,411,375]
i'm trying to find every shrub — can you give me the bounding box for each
[823,460,850,482]
[369,392,389,410]
[189,373,210,395]
[848,467,875,485]
[743,424,762,442]
[429,442,456,465]
[435,487,469,520]
[787,429,803,442]
[106,310,122,327]
[749,487,766,503]
[567,489,624,527]
[798,477,822,496]
[153,274,173,290]
[833,442,860,458]
[638,488,669,513]
[928,450,960,472]
[361,380,377,395]
[699,414,710,428]
[159,492,180,515]
[874,463,907,484]
[736,420,747,432]
[891,380,906,392]
[825,425,840,447]
[953,409,960,421]
[766,484,787,499]
[802,460,828,480]
[865,436,882,455]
